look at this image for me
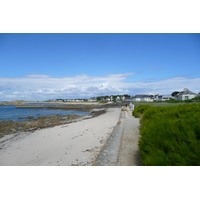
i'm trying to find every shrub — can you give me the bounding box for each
[136,103,200,166]
[166,99,183,103]
[132,104,152,118]
[192,96,200,101]
[184,99,193,103]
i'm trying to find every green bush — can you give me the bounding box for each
[135,103,200,166]
[165,99,183,103]
[184,99,193,103]
[192,96,200,101]
[132,104,152,118]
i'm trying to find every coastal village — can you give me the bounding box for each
[48,88,200,103]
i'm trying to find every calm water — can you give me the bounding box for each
[0,105,90,122]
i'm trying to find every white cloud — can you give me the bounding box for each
[0,73,200,101]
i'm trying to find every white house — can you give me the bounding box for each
[175,88,196,100]
[124,97,134,102]
[106,97,111,101]
[157,95,173,101]
[132,95,153,102]
[88,97,97,102]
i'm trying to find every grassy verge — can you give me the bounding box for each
[133,103,200,166]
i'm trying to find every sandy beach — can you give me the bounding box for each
[0,108,122,166]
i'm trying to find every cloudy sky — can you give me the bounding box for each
[0,33,200,101]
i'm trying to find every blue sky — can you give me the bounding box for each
[0,33,200,101]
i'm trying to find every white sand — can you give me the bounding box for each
[0,108,121,166]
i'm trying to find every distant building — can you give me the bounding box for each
[158,95,173,101]
[116,96,121,101]
[175,88,196,100]
[124,97,134,102]
[88,97,97,102]
[132,95,153,102]
[153,94,159,101]
[196,93,200,98]
[106,97,111,101]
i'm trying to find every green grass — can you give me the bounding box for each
[133,103,200,166]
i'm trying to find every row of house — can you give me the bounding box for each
[48,88,199,103]
[48,99,87,102]
[92,88,198,102]
[156,88,198,101]
[126,88,198,102]
[127,88,198,102]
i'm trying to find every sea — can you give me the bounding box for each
[0,103,91,122]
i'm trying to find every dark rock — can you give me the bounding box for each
[18,116,34,119]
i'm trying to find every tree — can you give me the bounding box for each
[171,91,180,97]
[123,94,130,98]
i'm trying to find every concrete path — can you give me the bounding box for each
[94,107,142,166]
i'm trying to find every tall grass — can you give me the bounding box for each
[133,103,200,166]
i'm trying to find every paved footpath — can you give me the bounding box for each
[93,107,142,166]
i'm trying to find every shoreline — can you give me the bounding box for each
[0,103,121,139]
[15,102,120,110]
[0,107,122,166]
[0,100,119,106]
[0,108,107,139]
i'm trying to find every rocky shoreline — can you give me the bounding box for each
[15,102,120,110]
[0,109,106,139]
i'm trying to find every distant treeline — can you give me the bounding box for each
[133,103,200,166]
